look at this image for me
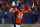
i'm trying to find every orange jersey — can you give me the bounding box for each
[14,9,24,23]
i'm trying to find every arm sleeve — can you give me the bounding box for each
[9,8,13,12]
[13,9,19,12]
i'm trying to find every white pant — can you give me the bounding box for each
[12,24,14,27]
[16,24,20,27]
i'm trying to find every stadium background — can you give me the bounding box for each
[0,0,40,25]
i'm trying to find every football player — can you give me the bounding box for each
[12,4,31,27]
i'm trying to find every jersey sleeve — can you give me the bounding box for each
[13,9,19,12]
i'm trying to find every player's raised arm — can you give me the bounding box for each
[12,8,19,13]
[23,8,31,13]
[23,4,31,13]
[11,9,16,13]
[9,7,16,13]
[24,10,29,13]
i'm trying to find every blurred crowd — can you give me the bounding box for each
[0,0,40,24]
